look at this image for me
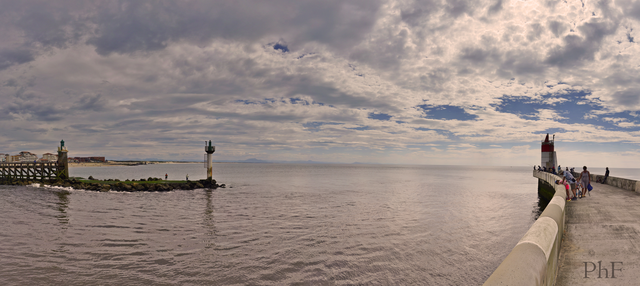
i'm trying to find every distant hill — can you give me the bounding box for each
[242,158,269,163]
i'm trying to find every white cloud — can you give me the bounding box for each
[1,0,640,166]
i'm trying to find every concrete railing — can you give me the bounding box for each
[592,175,640,193]
[571,172,640,193]
[484,170,566,286]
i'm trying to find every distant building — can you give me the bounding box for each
[89,157,106,162]
[42,153,58,162]
[18,151,38,162]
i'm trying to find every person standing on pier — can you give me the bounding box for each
[186,174,189,181]
[602,167,609,184]
[563,168,578,199]
[578,166,591,198]
[165,173,168,180]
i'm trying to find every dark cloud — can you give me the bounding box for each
[0,0,382,67]
[400,0,439,27]
[0,48,35,70]
[84,0,381,55]
[73,94,106,112]
[417,67,452,93]
[498,50,545,78]
[4,99,66,121]
[15,5,83,49]
[547,20,568,38]
[611,89,640,107]
[348,28,411,70]
[526,23,544,42]
[401,0,479,26]
[0,0,89,70]
[625,0,640,20]
[2,76,36,98]
[543,0,562,8]
[459,46,498,64]
[446,0,475,18]
[284,82,381,109]
[545,19,617,68]
[487,0,503,15]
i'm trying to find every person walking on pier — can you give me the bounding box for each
[578,166,591,198]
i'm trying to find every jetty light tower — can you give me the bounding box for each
[205,140,215,182]
[57,139,69,180]
[541,133,557,171]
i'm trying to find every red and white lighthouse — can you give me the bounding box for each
[541,133,557,170]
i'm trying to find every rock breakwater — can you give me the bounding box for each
[0,178,225,192]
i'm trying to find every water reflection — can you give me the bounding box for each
[203,189,216,249]
[531,194,549,220]
[55,190,70,225]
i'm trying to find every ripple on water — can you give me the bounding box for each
[1,164,540,285]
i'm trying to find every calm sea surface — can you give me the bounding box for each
[1,164,545,285]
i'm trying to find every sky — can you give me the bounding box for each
[1,0,640,168]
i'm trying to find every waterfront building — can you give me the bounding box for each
[42,153,58,161]
[18,151,38,162]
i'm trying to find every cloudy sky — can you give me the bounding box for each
[2,0,640,167]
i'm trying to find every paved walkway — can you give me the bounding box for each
[556,182,640,285]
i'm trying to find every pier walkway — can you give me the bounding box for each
[556,182,640,285]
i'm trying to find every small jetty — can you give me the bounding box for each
[0,140,224,191]
[0,140,69,181]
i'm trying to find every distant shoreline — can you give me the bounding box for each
[69,161,201,168]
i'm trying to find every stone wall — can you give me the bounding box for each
[591,175,639,193]
[570,171,640,193]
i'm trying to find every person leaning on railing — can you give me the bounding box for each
[602,167,609,184]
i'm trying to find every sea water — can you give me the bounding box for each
[1,164,543,285]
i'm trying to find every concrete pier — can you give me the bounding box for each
[485,170,567,286]
[555,181,640,284]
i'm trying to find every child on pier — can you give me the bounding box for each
[556,179,574,201]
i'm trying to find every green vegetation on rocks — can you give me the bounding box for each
[0,177,224,192]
